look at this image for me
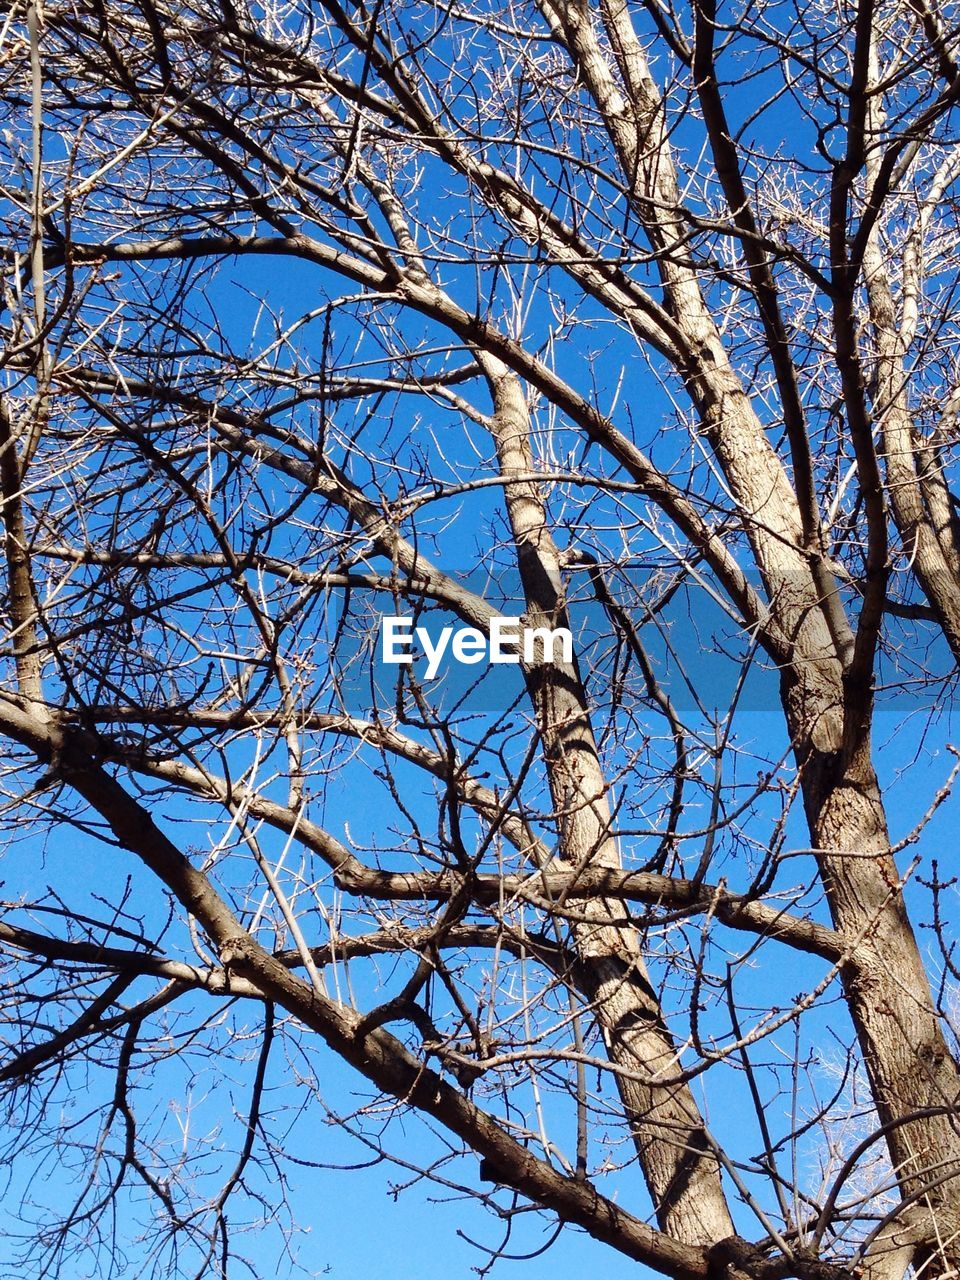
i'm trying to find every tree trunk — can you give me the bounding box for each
[485,358,735,1245]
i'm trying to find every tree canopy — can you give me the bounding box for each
[3,0,960,1277]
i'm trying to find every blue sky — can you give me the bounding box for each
[4,1,960,1276]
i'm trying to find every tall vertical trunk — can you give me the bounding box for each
[786,669,960,1273]
[484,358,735,1245]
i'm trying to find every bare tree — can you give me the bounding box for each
[2,0,960,1276]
